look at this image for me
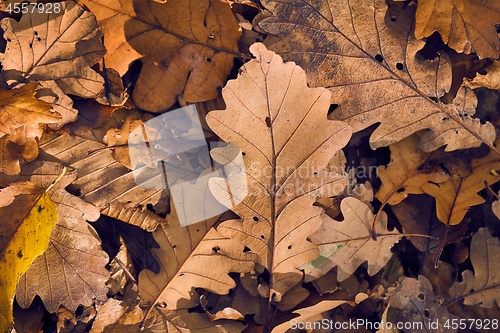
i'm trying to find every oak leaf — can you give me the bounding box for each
[79,0,241,112]
[90,298,143,333]
[258,0,496,152]
[414,0,500,59]
[465,60,500,90]
[14,162,109,313]
[493,192,500,220]
[306,197,402,282]
[0,83,59,176]
[449,228,500,307]
[140,227,255,332]
[0,182,57,333]
[376,133,449,207]
[391,194,468,253]
[39,134,166,230]
[270,293,348,333]
[387,275,458,332]
[1,1,105,128]
[422,137,500,225]
[206,43,351,297]
[139,43,350,331]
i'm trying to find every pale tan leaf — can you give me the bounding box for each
[1,1,105,128]
[138,203,217,304]
[306,198,402,282]
[206,43,350,297]
[90,299,143,333]
[414,0,500,59]
[139,226,255,332]
[270,293,349,333]
[79,0,241,112]
[277,283,309,312]
[449,228,500,307]
[258,0,496,152]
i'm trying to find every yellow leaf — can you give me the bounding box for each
[0,183,57,333]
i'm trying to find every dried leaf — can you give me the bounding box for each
[207,43,351,296]
[391,194,468,253]
[39,134,166,230]
[376,133,449,206]
[12,299,44,333]
[1,1,105,128]
[138,203,217,304]
[15,162,109,313]
[0,83,59,176]
[79,0,241,112]
[387,275,458,333]
[422,138,500,225]
[270,293,349,333]
[258,0,496,152]
[90,299,143,333]
[140,227,255,332]
[493,194,500,220]
[0,182,57,333]
[465,60,500,90]
[414,0,500,59]
[449,228,500,307]
[306,197,402,282]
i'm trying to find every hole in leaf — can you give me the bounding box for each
[260,235,265,239]
[265,116,272,127]
[206,57,212,62]
[375,54,384,62]
[243,246,251,252]
[242,152,246,156]
[172,245,176,248]
[287,245,292,249]
[396,187,405,193]
[396,62,404,70]
[328,104,339,116]
[424,309,430,317]
[212,246,220,253]
[417,293,425,300]
[391,17,397,22]
[253,216,259,222]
